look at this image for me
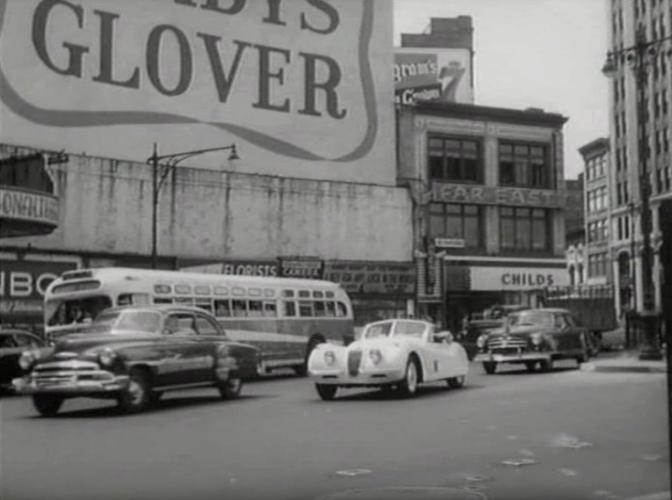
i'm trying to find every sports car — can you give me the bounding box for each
[307,319,469,400]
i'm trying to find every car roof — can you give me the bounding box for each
[511,308,569,314]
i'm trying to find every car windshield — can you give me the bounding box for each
[391,321,426,338]
[508,311,554,328]
[46,296,112,327]
[364,322,392,339]
[82,310,162,335]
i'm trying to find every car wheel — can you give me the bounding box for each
[483,362,497,375]
[525,361,538,372]
[315,383,337,401]
[447,375,466,389]
[32,394,63,417]
[539,359,554,372]
[118,369,151,414]
[397,357,419,397]
[218,376,242,399]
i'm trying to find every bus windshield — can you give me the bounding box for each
[83,310,162,335]
[45,296,112,327]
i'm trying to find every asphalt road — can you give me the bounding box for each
[1,361,668,500]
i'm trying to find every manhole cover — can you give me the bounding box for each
[316,486,487,500]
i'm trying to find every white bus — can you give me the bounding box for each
[43,268,355,374]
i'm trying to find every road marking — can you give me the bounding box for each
[500,458,537,467]
[334,469,372,477]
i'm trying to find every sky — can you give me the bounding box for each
[393,0,610,180]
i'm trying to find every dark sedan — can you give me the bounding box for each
[0,329,47,393]
[457,318,506,360]
[13,305,260,416]
[473,308,589,374]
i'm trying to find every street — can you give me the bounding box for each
[1,361,668,500]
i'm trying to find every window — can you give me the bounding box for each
[165,313,197,336]
[588,252,609,277]
[500,207,549,251]
[248,300,263,317]
[195,316,219,336]
[232,299,247,317]
[325,302,336,317]
[214,299,231,317]
[499,142,551,188]
[194,301,213,313]
[336,302,348,317]
[283,301,296,317]
[428,203,483,248]
[263,301,277,317]
[428,136,482,183]
[299,301,313,317]
[314,301,326,317]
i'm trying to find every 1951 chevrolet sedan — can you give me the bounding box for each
[307,319,469,400]
[13,305,260,416]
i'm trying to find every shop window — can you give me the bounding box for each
[498,141,551,188]
[428,136,482,183]
[428,203,483,248]
[500,207,550,251]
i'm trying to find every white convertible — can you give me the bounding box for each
[307,319,469,400]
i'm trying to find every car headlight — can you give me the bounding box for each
[19,350,38,370]
[324,350,336,366]
[368,349,383,365]
[98,348,117,367]
[476,335,487,348]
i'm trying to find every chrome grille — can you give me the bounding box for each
[32,360,102,387]
[348,350,362,376]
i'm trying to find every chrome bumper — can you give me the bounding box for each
[309,367,405,385]
[13,360,130,394]
[474,352,552,363]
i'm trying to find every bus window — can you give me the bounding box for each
[175,297,193,305]
[313,291,324,298]
[325,291,335,298]
[264,289,275,298]
[248,288,262,298]
[214,299,231,317]
[325,302,336,317]
[263,301,277,317]
[174,284,192,295]
[283,301,296,317]
[314,301,326,317]
[154,284,171,294]
[214,286,228,296]
[118,293,150,306]
[194,301,213,313]
[118,294,133,306]
[154,297,173,304]
[232,299,247,317]
[282,290,294,298]
[194,285,211,295]
[299,301,313,317]
[249,300,263,317]
[336,302,348,317]
[298,290,310,298]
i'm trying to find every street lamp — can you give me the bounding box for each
[602,26,672,360]
[147,143,239,270]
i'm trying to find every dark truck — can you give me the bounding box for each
[539,285,617,355]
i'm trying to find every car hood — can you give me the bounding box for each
[51,333,162,355]
[489,326,549,338]
[346,338,410,351]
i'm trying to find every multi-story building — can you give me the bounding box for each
[397,101,569,332]
[564,174,586,286]
[605,0,672,316]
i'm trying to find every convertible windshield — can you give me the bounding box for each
[363,321,426,339]
[508,311,554,328]
[83,310,162,335]
[364,322,392,339]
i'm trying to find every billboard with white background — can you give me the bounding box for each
[0,0,395,184]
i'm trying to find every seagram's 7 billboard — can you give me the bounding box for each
[0,0,395,184]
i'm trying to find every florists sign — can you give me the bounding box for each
[0,0,395,184]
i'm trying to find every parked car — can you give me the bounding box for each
[13,305,260,416]
[473,308,590,374]
[0,329,48,393]
[457,318,507,360]
[308,319,469,400]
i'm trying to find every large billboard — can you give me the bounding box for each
[0,0,395,185]
[394,47,473,105]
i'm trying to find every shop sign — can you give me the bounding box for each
[0,260,77,316]
[279,257,324,279]
[0,187,59,225]
[470,266,569,291]
[324,262,415,295]
[0,0,395,185]
[434,237,465,249]
[394,84,441,105]
[180,260,278,277]
[431,182,564,208]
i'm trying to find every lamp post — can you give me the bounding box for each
[627,201,637,312]
[147,143,239,270]
[602,26,671,360]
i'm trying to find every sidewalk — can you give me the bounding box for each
[581,350,668,374]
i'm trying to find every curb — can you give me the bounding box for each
[626,492,671,500]
[581,362,667,374]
